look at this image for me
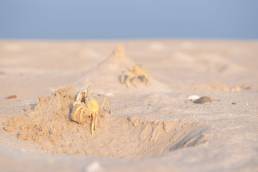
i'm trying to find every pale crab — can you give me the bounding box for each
[119,65,150,87]
[70,87,110,135]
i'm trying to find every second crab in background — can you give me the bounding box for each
[119,65,150,87]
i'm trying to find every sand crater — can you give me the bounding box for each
[2,87,206,159]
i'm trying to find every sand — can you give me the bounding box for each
[0,40,257,172]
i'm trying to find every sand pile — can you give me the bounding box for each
[2,86,205,158]
[76,46,170,94]
[0,47,206,158]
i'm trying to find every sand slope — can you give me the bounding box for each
[0,41,257,172]
[76,45,170,94]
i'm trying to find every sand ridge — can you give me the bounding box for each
[76,45,171,94]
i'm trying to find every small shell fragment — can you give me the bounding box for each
[193,96,212,104]
[188,95,200,101]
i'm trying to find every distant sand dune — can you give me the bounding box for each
[76,46,171,94]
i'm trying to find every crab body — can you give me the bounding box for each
[70,88,110,135]
[119,65,150,87]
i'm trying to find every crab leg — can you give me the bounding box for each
[71,106,82,122]
[91,113,97,135]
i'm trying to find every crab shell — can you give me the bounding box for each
[70,99,99,124]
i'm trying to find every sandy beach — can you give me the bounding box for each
[0,40,257,172]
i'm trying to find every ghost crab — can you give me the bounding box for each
[119,65,150,87]
[70,87,110,135]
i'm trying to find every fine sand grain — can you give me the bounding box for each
[0,40,257,172]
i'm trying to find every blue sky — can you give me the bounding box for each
[0,0,257,39]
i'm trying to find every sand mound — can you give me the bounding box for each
[0,46,209,159]
[76,46,170,94]
[2,87,206,159]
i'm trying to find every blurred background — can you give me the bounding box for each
[0,0,258,39]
